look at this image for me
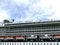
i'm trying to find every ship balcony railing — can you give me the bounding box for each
[0,31,60,35]
[6,28,60,32]
[4,31,60,33]
[5,30,60,33]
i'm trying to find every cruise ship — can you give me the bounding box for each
[0,20,60,42]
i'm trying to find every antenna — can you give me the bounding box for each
[12,19,14,22]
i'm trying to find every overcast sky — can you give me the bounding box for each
[0,0,60,23]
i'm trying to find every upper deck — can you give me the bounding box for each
[0,20,60,36]
[3,20,60,27]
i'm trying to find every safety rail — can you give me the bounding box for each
[1,31,60,34]
[0,42,60,45]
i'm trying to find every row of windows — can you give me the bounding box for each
[6,28,60,32]
[0,26,60,32]
[0,26,59,30]
[9,26,60,30]
[0,27,60,33]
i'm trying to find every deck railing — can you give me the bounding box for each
[0,42,60,45]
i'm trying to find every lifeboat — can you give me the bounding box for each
[15,36,25,40]
[0,36,4,40]
[5,36,14,40]
[53,34,60,38]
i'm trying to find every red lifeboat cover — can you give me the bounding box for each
[53,34,60,36]
[16,36,25,39]
[5,36,13,39]
[0,36,4,39]
[53,34,60,38]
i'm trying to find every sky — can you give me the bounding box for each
[0,0,60,23]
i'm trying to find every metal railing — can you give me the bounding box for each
[0,42,60,45]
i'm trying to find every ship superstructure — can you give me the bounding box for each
[0,20,60,41]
